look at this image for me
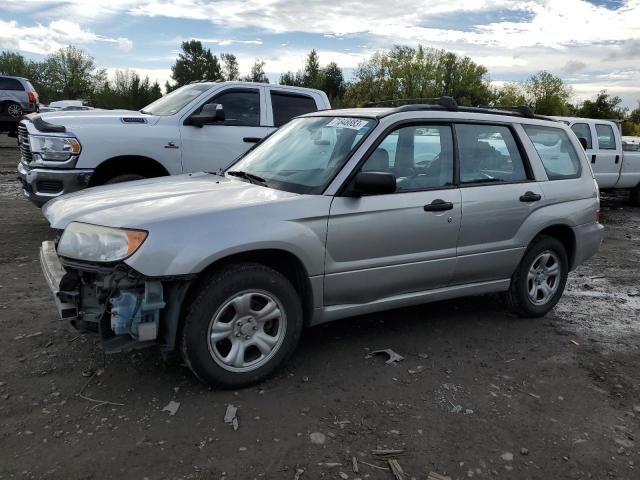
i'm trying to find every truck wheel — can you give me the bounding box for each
[181,263,303,389]
[104,174,146,185]
[630,185,640,207]
[5,102,23,118]
[504,236,568,318]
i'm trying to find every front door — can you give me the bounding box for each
[180,87,272,173]
[324,124,461,306]
[452,122,544,284]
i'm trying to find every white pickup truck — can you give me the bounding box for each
[17,82,330,206]
[553,116,640,205]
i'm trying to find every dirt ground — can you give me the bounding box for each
[0,134,639,480]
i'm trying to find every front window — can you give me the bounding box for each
[228,116,375,194]
[141,83,210,116]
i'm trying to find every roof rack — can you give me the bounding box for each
[363,97,459,111]
[476,104,535,119]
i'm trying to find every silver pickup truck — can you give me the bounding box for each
[39,99,604,388]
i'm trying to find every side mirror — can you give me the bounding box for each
[187,103,225,127]
[578,137,588,150]
[353,171,396,196]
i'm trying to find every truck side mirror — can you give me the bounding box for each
[578,137,588,150]
[187,103,225,127]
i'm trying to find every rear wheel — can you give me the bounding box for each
[5,102,23,118]
[505,236,568,317]
[181,263,303,388]
[104,173,147,185]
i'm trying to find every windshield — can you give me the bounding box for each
[141,83,211,116]
[228,116,375,194]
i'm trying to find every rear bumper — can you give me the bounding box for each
[39,241,78,321]
[17,161,93,207]
[571,222,605,269]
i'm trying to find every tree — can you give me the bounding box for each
[344,45,492,107]
[0,51,30,76]
[302,49,322,89]
[321,62,344,101]
[243,59,269,83]
[221,53,239,81]
[525,71,572,115]
[168,40,223,88]
[576,90,626,120]
[492,82,527,107]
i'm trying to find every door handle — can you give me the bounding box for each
[520,191,541,202]
[243,137,261,143]
[423,199,454,212]
[591,154,596,164]
[615,155,620,164]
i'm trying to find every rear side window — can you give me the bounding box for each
[456,124,528,184]
[523,125,582,180]
[570,123,592,149]
[595,124,616,150]
[271,92,318,127]
[0,77,24,91]
[210,89,260,127]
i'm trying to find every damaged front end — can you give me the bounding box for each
[40,240,189,354]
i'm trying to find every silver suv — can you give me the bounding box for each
[39,98,604,388]
[0,76,39,118]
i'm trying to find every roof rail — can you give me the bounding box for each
[476,104,535,119]
[363,97,459,111]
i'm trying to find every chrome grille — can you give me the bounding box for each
[17,123,32,163]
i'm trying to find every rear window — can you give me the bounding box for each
[271,92,318,127]
[0,77,24,91]
[523,125,582,180]
[595,124,616,150]
[570,123,592,149]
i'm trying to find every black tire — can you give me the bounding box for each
[104,173,147,185]
[504,235,569,318]
[181,263,303,389]
[5,102,23,118]
[630,185,640,207]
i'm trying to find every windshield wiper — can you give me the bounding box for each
[227,170,267,185]
[140,109,153,115]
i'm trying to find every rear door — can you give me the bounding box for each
[180,86,271,173]
[453,122,543,285]
[325,123,461,306]
[267,90,321,128]
[592,122,621,188]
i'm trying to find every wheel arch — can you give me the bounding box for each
[89,155,170,186]
[530,223,576,270]
[163,248,315,354]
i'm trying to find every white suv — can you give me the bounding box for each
[17,82,330,206]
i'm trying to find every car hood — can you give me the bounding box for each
[43,172,298,229]
[30,109,161,130]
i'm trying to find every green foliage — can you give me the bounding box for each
[492,82,527,107]
[524,71,573,115]
[279,50,345,102]
[344,45,491,107]
[168,40,223,89]
[221,53,240,81]
[576,90,626,119]
[243,59,269,83]
[93,70,162,110]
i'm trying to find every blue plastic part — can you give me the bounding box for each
[109,281,165,340]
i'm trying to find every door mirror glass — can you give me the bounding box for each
[188,103,225,127]
[353,171,396,195]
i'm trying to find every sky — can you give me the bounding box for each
[1,0,640,108]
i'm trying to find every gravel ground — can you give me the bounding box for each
[0,134,639,480]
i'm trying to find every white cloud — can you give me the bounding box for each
[0,18,133,54]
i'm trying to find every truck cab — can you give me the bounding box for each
[17,82,330,206]
[553,116,640,204]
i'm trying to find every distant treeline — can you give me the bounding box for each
[1,41,639,134]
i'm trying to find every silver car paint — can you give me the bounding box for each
[43,109,603,326]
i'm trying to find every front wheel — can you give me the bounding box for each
[504,236,568,317]
[181,263,303,388]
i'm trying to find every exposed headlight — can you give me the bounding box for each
[57,222,148,263]
[30,135,81,161]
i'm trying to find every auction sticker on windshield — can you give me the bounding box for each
[326,117,369,130]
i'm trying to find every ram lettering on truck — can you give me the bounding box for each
[17,82,330,207]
